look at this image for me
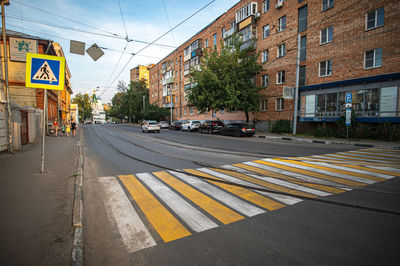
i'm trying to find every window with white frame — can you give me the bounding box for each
[322,0,334,11]
[277,70,285,84]
[319,60,332,77]
[276,98,284,111]
[262,49,268,63]
[278,16,286,32]
[262,0,270,13]
[260,99,268,111]
[277,43,286,58]
[366,7,384,30]
[262,24,270,39]
[205,38,209,48]
[320,26,333,44]
[364,48,382,69]
[236,2,258,23]
[262,74,268,87]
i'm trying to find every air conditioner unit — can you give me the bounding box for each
[276,2,283,8]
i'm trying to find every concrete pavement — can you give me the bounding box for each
[0,132,80,265]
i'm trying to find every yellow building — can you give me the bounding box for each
[130,64,154,88]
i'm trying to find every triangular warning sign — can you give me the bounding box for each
[32,61,58,83]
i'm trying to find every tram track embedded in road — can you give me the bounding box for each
[87,125,400,217]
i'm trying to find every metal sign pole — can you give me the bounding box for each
[41,89,47,173]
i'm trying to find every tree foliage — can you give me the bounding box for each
[187,35,263,122]
[72,93,92,122]
[109,80,170,122]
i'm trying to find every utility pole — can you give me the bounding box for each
[293,34,301,135]
[169,88,173,125]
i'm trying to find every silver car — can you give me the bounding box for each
[141,120,160,133]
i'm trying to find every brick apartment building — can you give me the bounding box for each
[148,0,400,131]
[130,64,154,89]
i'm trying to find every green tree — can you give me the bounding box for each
[72,93,92,122]
[187,35,263,122]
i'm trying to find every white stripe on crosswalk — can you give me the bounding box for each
[301,161,393,179]
[309,154,400,164]
[337,151,400,162]
[136,173,218,232]
[323,153,400,164]
[262,159,374,184]
[347,150,400,159]
[169,170,266,217]
[99,176,156,253]
[240,162,331,197]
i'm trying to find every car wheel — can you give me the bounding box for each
[188,127,191,132]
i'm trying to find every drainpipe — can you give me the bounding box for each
[1,0,13,153]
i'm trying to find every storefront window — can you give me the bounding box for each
[353,90,364,115]
[365,88,379,116]
[316,94,325,116]
[326,93,337,116]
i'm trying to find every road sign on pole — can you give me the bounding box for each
[345,92,352,103]
[25,53,65,90]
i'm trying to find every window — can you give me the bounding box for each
[366,7,384,30]
[179,56,182,66]
[262,0,269,13]
[299,66,306,86]
[277,71,285,84]
[260,99,268,111]
[319,60,332,77]
[213,33,217,47]
[262,74,268,87]
[236,2,258,23]
[320,26,333,44]
[322,0,334,11]
[262,49,269,63]
[262,24,270,39]
[240,26,253,42]
[298,5,308,32]
[278,16,286,32]
[364,48,382,69]
[277,43,286,58]
[189,107,194,115]
[205,38,209,48]
[300,35,307,61]
[276,98,284,111]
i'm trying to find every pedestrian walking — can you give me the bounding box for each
[71,120,77,136]
[66,123,71,137]
[53,119,59,137]
[61,124,66,136]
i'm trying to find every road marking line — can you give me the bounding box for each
[184,168,287,211]
[136,173,218,233]
[364,149,400,155]
[325,153,400,164]
[337,151,400,162]
[99,177,156,253]
[152,171,245,224]
[168,170,266,217]
[299,161,391,180]
[119,175,191,243]
[198,168,286,210]
[332,163,400,176]
[347,150,400,159]
[250,160,348,193]
[261,159,367,187]
[221,165,303,205]
[304,155,399,167]
[237,163,332,197]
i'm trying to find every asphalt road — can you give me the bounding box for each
[82,124,400,265]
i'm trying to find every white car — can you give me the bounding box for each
[159,121,169,129]
[181,120,201,132]
[141,120,160,133]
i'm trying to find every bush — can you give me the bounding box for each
[312,126,336,138]
[270,120,292,134]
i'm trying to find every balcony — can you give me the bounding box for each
[184,69,190,76]
[223,27,235,39]
[165,77,175,84]
[184,54,191,62]
[191,48,202,58]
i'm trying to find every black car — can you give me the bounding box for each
[168,121,182,130]
[199,120,224,134]
[218,123,256,137]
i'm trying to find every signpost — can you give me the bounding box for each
[345,92,352,139]
[25,53,65,173]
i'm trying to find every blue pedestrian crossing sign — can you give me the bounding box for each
[25,53,65,90]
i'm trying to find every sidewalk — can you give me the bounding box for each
[255,132,400,150]
[0,133,80,265]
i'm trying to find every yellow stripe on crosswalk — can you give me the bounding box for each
[119,174,191,243]
[300,155,400,167]
[152,171,244,225]
[333,163,400,177]
[211,167,330,198]
[184,169,285,211]
[252,160,345,194]
[276,159,384,183]
[348,151,400,160]
[332,153,400,163]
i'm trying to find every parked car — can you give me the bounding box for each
[159,121,169,129]
[141,120,160,133]
[218,123,255,137]
[199,120,224,134]
[181,120,201,132]
[168,121,182,130]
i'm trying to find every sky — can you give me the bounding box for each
[5,0,240,103]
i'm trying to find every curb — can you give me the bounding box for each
[70,133,84,266]
[256,135,400,150]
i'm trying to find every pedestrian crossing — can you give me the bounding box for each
[99,148,400,253]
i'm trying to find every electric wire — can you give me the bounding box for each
[117,0,129,40]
